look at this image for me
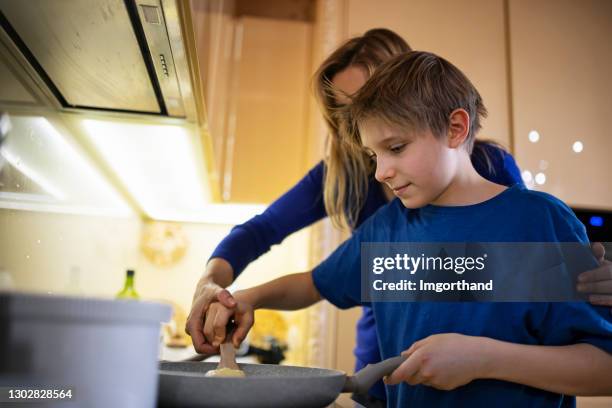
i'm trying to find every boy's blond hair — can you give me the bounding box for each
[346,51,488,153]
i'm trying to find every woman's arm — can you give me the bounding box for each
[471,140,524,187]
[187,162,327,353]
[208,161,328,281]
[578,242,612,311]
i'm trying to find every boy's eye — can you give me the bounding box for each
[390,143,406,153]
[368,153,377,162]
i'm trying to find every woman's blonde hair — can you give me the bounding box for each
[313,28,411,229]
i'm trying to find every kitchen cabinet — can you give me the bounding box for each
[508,0,612,209]
[192,2,314,203]
[578,397,612,408]
[190,0,235,194]
[345,0,511,148]
[345,0,612,211]
[224,16,313,203]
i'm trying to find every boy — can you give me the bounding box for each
[204,51,612,407]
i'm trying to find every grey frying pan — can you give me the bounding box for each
[158,356,405,407]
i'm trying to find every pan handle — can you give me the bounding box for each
[342,355,406,394]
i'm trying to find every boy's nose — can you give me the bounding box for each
[375,160,395,183]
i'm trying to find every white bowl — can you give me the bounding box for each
[0,292,171,407]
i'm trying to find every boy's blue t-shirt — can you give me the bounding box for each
[211,144,523,401]
[312,184,612,408]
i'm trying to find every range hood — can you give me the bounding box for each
[0,0,196,119]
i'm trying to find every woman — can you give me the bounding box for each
[186,28,612,406]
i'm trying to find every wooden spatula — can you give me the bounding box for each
[217,340,241,371]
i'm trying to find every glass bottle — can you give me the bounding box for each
[116,269,140,300]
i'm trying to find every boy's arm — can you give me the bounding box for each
[386,333,612,395]
[481,338,612,395]
[204,223,367,347]
[203,271,321,347]
[236,271,321,310]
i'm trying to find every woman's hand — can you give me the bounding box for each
[385,333,489,391]
[185,258,237,354]
[203,291,254,349]
[577,242,612,311]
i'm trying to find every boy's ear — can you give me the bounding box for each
[447,109,470,149]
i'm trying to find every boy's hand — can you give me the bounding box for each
[577,242,612,311]
[203,292,254,349]
[385,333,488,391]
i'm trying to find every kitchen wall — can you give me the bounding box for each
[0,209,308,309]
[0,205,313,366]
[0,208,310,311]
[0,209,141,297]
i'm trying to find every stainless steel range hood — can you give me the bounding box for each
[0,0,195,119]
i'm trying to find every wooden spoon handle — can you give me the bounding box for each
[218,341,240,370]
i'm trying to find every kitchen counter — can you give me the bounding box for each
[160,344,196,361]
[160,344,258,364]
